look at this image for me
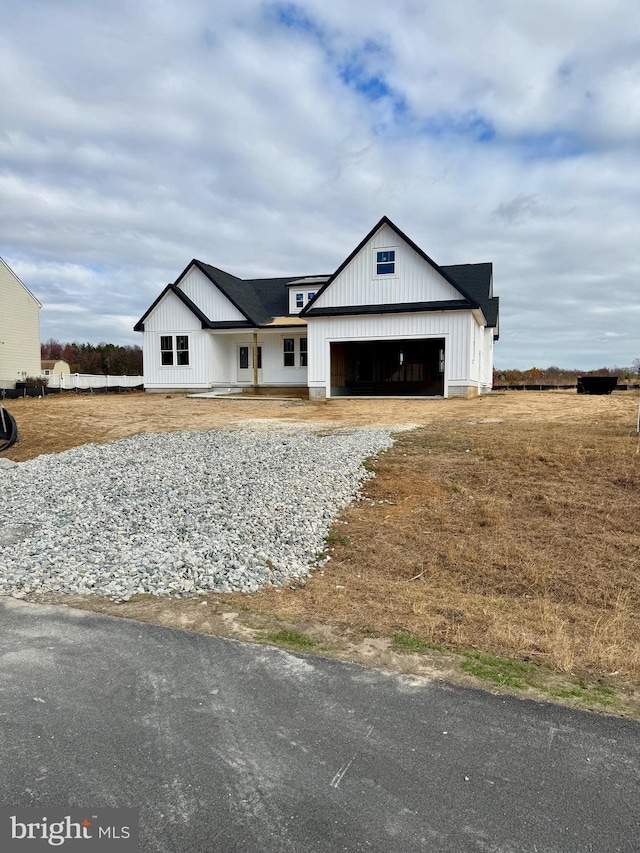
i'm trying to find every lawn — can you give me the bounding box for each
[3,389,639,712]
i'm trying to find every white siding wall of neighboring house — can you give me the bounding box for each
[307,311,475,397]
[0,258,41,386]
[312,224,461,310]
[177,266,247,322]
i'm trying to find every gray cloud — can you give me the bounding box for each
[0,0,639,369]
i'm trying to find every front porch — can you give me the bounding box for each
[208,329,308,390]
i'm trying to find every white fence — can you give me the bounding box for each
[46,373,143,390]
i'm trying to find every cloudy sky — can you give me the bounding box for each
[1,0,639,369]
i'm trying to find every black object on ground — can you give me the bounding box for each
[0,406,19,452]
[577,376,618,394]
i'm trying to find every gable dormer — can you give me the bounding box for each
[302,218,475,316]
[286,276,330,314]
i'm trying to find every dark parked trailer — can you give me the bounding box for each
[577,376,618,395]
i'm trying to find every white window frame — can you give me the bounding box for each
[374,248,396,276]
[160,334,189,367]
[283,337,295,367]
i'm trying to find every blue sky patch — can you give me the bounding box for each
[266,2,324,40]
[420,111,496,143]
[339,65,392,102]
[516,130,587,160]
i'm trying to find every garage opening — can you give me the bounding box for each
[330,339,445,396]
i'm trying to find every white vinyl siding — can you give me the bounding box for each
[306,311,476,398]
[177,265,246,322]
[142,288,202,333]
[312,223,461,310]
[142,330,211,388]
[0,258,41,385]
[221,333,308,386]
[141,290,210,388]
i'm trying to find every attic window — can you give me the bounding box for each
[295,293,304,308]
[307,292,316,301]
[376,250,395,275]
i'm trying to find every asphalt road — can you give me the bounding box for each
[0,598,638,852]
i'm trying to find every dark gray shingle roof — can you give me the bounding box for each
[134,218,498,331]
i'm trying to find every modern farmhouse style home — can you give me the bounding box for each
[135,217,499,398]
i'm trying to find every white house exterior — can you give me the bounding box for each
[0,257,42,389]
[135,217,499,398]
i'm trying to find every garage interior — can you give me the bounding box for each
[330,338,445,396]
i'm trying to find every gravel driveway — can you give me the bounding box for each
[0,425,394,599]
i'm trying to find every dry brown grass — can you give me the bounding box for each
[4,389,640,686]
[225,408,640,681]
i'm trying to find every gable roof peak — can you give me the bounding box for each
[301,215,482,316]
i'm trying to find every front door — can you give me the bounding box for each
[236,345,262,383]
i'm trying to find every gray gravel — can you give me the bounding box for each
[0,426,395,599]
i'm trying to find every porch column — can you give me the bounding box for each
[252,332,259,387]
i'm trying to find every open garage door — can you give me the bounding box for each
[330,339,445,396]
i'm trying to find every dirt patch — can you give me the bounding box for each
[4,388,637,462]
[4,389,640,716]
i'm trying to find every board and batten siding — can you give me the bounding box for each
[312,223,461,310]
[141,289,212,389]
[0,257,41,386]
[177,266,246,322]
[307,311,474,397]
[215,332,308,386]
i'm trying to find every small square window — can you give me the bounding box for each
[376,250,395,275]
[300,337,308,367]
[295,293,304,308]
[307,292,316,301]
[283,338,295,367]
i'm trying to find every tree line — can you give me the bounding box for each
[494,361,640,386]
[41,339,143,375]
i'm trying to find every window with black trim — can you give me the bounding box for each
[295,293,304,308]
[376,250,395,275]
[239,346,262,369]
[283,338,295,367]
[161,335,189,366]
[307,292,316,301]
[176,335,189,365]
[160,335,174,366]
[300,337,308,367]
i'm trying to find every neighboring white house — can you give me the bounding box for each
[135,217,499,398]
[0,257,42,389]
